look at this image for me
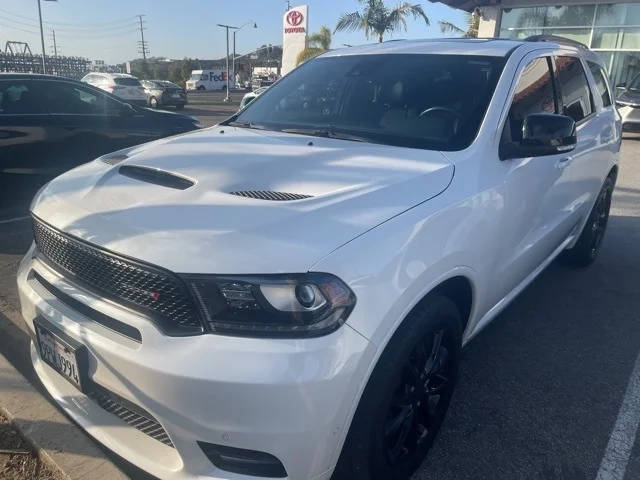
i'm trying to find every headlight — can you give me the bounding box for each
[182,273,356,338]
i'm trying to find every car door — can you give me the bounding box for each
[550,55,606,226]
[496,53,580,298]
[0,79,56,177]
[44,80,158,171]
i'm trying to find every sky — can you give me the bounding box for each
[0,0,468,64]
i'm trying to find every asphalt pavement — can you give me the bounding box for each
[0,124,638,479]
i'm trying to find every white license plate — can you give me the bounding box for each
[172,93,181,98]
[35,321,84,390]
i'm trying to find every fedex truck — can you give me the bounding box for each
[186,70,230,91]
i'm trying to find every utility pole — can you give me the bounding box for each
[137,14,149,60]
[37,0,46,73]
[51,29,57,57]
[285,1,291,11]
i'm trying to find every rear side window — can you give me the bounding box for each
[587,61,612,107]
[554,56,594,122]
[44,82,121,115]
[505,57,556,143]
[0,81,44,114]
[114,77,141,86]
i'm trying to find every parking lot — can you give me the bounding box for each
[0,120,639,478]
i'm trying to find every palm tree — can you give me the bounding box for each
[439,9,480,38]
[296,26,332,65]
[335,0,430,43]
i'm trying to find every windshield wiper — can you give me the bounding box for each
[280,127,370,143]
[226,121,267,130]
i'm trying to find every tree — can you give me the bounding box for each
[296,26,332,65]
[335,0,429,43]
[439,9,480,38]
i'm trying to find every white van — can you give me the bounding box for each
[186,70,230,91]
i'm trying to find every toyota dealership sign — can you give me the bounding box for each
[282,5,308,75]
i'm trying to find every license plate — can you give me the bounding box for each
[34,319,86,391]
[172,93,181,98]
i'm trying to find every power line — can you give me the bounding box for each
[0,6,137,28]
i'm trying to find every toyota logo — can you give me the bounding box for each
[286,10,304,26]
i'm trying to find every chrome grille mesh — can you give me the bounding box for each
[228,190,312,201]
[32,217,203,335]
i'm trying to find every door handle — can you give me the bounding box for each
[556,156,573,169]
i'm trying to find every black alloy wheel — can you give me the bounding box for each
[560,175,614,267]
[384,328,455,467]
[333,295,462,480]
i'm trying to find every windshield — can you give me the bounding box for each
[114,77,141,86]
[232,54,505,151]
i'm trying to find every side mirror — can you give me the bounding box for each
[501,113,576,160]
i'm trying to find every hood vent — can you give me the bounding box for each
[101,153,129,166]
[118,165,195,190]
[229,190,312,201]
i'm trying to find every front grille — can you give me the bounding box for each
[32,217,203,336]
[88,385,174,448]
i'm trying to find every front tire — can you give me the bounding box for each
[560,175,614,267]
[333,295,462,480]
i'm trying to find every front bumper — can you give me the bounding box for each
[18,244,374,480]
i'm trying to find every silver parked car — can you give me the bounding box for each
[615,72,640,132]
[140,80,187,110]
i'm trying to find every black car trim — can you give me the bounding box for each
[31,270,143,342]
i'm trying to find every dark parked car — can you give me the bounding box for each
[141,80,188,109]
[0,74,202,178]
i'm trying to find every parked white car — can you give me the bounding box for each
[239,85,269,109]
[19,37,620,480]
[81,72,147,106]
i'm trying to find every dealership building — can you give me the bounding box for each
[435,0,640,86]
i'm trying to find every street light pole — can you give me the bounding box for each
[217,23,237,102]
[232,22,257,89]
[37,0,46,73]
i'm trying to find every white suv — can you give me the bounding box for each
[19,37,620,480]
[81,72,147,106]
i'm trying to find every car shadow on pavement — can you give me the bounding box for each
[415,214,640,480]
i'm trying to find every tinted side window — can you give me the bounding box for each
[0,81,44,114]
[506,57,556,143]
[587,61,612,107]
[555,56,594,122]
[44,82,121,115]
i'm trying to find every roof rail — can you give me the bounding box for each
[524,34,587,49]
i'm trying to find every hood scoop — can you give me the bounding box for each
[228,190,313,201]
[118,165,195,190]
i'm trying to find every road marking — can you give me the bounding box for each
[596,350,640,480]
[0,215,30,225]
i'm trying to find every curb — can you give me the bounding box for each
[0,307,129,480]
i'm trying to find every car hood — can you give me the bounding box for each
[31,127,454,274]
